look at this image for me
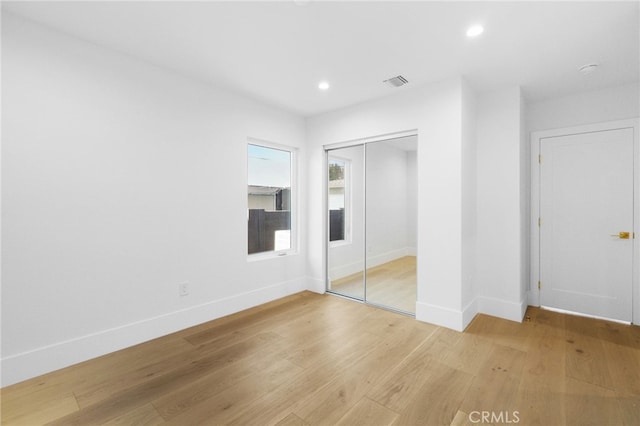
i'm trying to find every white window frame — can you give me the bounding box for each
[247,138,298,261]
[328,155,352,247]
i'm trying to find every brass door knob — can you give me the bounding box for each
[610,232,630,239]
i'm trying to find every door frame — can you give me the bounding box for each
[529,118,640,324]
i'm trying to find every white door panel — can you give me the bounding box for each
[540,128,633,322]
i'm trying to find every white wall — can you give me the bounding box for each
[527,83,639,132]
[475,87,527,322]
[520,94,530,304]
[1,13,307,386]
[306,78,476,331]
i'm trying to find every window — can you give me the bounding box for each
[328,157,349,243]
[247,142,295,256]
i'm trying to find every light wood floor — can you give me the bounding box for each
[2,292,639,425]
[330,256,416,313]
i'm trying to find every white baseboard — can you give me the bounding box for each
[461,298,478,330]
[1,277,306,387]
[415,296,528,331]
[416,301,467,332]
[477,296,527,323]
[415,299,478,332]
[306,276,326,294]
[520,297,529,320]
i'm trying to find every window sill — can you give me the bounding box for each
[329,240,351,248]
[247,250,298,262]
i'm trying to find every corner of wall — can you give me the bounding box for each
[519,87,531,305]
[461,77,478,313]
[462,297,479,330]
[416,298,478,332]
[306,276,326,294]
[477,295,527,323]
[474,86,527,323]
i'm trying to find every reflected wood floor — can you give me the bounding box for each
[2,291,639,425]
[330,256,416,313]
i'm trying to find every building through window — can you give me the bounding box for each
[328,157,348,242]
[247,143,294,255]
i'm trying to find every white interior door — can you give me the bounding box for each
[540,127,634,322]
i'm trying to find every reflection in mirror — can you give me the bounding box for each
[329,158,347,242]
[365,137,417,313]
[326,136,417,314]
[327,145,364,300]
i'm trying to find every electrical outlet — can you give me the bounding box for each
[179,282,189,296]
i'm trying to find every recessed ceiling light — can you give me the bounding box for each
[466,25,484,38]
[318,81,330,91]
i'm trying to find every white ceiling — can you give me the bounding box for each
[3,1,639,117]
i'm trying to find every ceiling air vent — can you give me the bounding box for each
[383,75,409,87]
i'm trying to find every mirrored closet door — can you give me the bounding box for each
[326,136,417,315]
[327,145,365,301]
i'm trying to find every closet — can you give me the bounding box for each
[326,135,417,314]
